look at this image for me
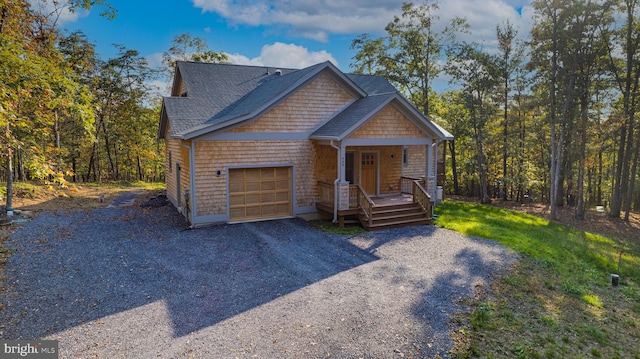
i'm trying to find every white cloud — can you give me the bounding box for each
[191,0,534,47]
[226,42,338,69]
[28,0,89,25]
[191,0,403,41]
[145,52,165,69]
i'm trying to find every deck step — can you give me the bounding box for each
[359,202,431,230]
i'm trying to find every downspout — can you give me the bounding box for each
[180,141,195,228]
[330,140,341,223]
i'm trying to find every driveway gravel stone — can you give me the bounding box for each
[0,201,516,358]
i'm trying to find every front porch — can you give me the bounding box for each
[316,176,434,230]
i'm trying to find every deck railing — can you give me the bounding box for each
[401,176,426,194]
[411,180,432,218]
[318,181,359,209]
[356,184,375,227]
[349,184,358,208]
[318,181,335,205]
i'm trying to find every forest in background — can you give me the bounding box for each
[1,0,639,221]
[351,0,640,221]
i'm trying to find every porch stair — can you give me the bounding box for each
[359,202,431,230]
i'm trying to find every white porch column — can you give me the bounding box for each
[338,181,350,210]
[337,143,350,210]
[426,140,436,199]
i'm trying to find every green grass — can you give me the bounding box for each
[309,220,366,235]
[435,200,640,358]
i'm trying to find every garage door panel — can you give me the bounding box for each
[261,181,275,191]
[245,193,260,204]
[229,167,292,222]
[276,180,289,190]
[245,182,260,192]
[229,182,244,193]
[261,168,275,179]
[261,193,275,203]
[262,206,275,216]
[275,167,289,177]
[229,194,245,206]
[230,207,245,218]
[245,205,261,217]
[245,168,261,180]
[275,192,289,202]
[275,203,290,215]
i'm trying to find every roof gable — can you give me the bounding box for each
[227,73,357,133]
[159,61,453,141]
[310,93,453,141]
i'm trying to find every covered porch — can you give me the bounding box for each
[316,176,434,230]
[308,92,452,229]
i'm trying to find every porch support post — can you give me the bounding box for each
[337,143,350,211]
[427,140,436,197]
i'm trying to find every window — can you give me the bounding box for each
[402,147,409,166]
[345,152,355,184]
[168,151,172,172]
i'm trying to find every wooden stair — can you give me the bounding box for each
[359,202,431,230]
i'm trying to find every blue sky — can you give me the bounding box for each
[41,0,534,92]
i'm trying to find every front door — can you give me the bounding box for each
[361,152,377,195]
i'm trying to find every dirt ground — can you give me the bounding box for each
[6,183,155,212]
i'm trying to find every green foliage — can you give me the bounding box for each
[308,220,366,235]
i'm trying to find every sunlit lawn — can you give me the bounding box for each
[435,200,640,358]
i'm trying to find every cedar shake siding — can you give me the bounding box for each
[158,61,453,226]
[164,123,191,209]
[229,73,355,133]
[193,140,315,217]
[403,145,428,178]
[349,105,428,139]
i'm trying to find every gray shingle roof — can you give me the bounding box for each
[160,60,452,141]
[206,62,326,125]
[162,61,298,137]
[310,93,396,139]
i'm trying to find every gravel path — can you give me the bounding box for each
[0,202,516,358]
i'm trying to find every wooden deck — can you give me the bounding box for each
[315,193,432,229]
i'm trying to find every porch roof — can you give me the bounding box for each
[309,92,454,141]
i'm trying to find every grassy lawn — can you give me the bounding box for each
[435,200,640,358]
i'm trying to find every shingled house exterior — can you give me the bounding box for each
[158,61,452,229]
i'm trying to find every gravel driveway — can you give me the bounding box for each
[1,200,515,358]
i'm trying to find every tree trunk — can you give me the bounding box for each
[137,153,143,181]
[549,6,559,220]
[502,75,509,201]
[101,120,115,179]
[17,149,25,181]
[623,131,639,220]
[87,140,96,182]
[6,148,13,214]
[609,0,639,218]
[575,92,589,220]
[449,140,460,195]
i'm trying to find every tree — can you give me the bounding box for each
[447,43,499,204]
[495,20,523,201]
[350,0,467,116]
[161,33,228,84]
[604,0,640,220]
